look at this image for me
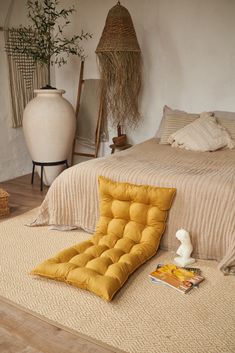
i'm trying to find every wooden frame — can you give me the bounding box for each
[71,61,104,165]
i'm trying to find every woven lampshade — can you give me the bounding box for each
[96,2,142,129]
[96,3,141,53]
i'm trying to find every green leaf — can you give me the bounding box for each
[5,0,92,80]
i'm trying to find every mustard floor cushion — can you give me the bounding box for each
[31,177,176,301]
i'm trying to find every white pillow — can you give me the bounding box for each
[168,113,235,152]
[214,111,235,140]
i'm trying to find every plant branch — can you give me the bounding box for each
[5,0,92,86]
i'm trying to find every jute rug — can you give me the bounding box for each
[0,209,234,353]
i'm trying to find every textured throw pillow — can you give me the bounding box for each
[168,113,235,152]
[214,111,235,140]
[155,105,188,139]
[31,177,176,301]
[159,113,198,144]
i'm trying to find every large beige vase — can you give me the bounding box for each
[23,89,76,186]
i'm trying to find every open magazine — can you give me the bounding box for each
[149,264,204,294]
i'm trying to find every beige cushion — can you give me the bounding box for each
[168,113,235,152]
[155,105,189,139]
[159,113,198,144]
[214,111,235,140]
[156,106,235,143]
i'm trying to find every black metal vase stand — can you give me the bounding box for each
[31,160,69,191]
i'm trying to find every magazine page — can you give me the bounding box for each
[149,264,204,293]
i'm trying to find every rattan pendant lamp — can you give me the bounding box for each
[96,1,142,131]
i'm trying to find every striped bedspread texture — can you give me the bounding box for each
[31,138,235,273]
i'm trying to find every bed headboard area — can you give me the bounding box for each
[155,106,235,152]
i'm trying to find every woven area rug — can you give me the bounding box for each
[0,209,234,353]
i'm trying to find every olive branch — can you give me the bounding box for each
[6,0,92,86]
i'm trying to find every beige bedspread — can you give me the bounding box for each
[30,139,235,273]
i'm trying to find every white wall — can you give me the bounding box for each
[58,0,235,144]
[1,0,235,181]
[0,0,56,182]
[0,0,32,182]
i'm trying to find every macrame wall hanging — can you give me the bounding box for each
[5,29,48,128]
[96,1,142,130]
[3,0,48,128]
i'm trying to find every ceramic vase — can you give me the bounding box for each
[23,89,76,186]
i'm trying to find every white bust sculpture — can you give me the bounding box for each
[174,229,195,267]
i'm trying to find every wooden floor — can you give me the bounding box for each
[0,174,117,353]
[0,173,48,219]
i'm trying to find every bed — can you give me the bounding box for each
[30,138,235,273]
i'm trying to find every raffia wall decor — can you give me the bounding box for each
[96,2,142,129]
[4,28,48,128]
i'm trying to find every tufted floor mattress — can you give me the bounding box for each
[30,138,235,273]
[31,177,176,301]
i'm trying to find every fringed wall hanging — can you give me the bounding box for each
[5,28,48,128]
[96,1,142,131]
[3,0,48,128]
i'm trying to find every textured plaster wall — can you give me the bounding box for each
[0,0,32,182]
[57,0,235,145]
[0,32,32,182]
[0,0,56,182]
[0,0,235,181]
